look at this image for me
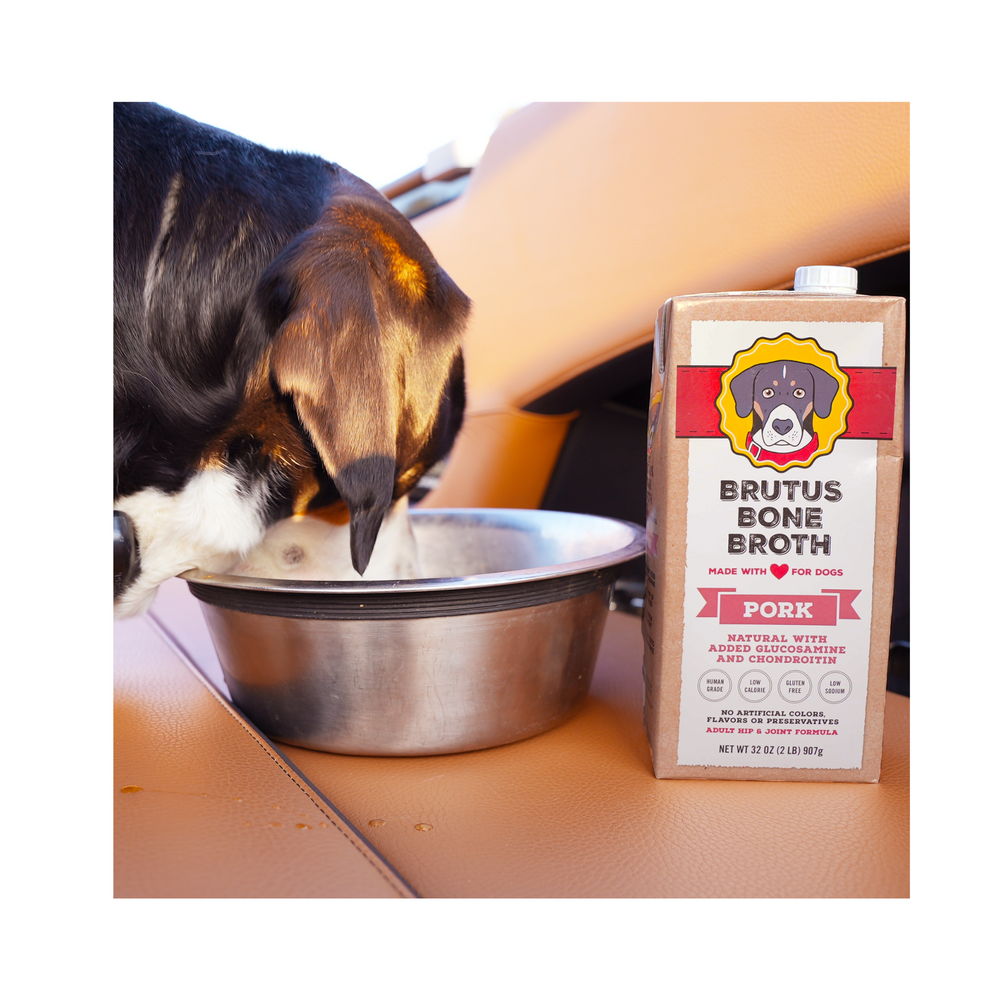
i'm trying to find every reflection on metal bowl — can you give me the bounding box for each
[182,508,644,756]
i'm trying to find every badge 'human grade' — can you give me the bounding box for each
[716,334,853,472]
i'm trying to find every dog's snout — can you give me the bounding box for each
[332,454,396,576]
[772,419,793,435]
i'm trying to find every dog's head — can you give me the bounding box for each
[730,360,839,453]
[113,109,470,616]
[251,191,470,574]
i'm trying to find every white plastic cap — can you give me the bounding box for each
[793,265,858,294]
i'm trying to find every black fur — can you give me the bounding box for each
[114,102,469,586]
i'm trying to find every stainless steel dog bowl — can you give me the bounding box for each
[183,508,644,756]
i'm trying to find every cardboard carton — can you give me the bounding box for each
[643,272,906,781]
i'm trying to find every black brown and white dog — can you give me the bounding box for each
[114,103,470,617]
[730,360,840,464]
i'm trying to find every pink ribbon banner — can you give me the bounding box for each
[697,588,862,625]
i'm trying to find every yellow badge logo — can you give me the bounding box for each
[716,335,853,471]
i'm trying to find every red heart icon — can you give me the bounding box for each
[770,564,789,579]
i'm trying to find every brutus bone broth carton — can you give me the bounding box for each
[642,266,905,782]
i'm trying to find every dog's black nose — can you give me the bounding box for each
[772,419,793,435]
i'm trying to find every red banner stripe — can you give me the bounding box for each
[675,367,726,437]
[676,366,897,439]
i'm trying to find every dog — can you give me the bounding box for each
[114,103,470,618]
[730,360,840,464]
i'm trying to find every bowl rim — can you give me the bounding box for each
[180,507,645,596]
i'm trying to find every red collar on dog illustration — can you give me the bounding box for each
[745,430,819,465]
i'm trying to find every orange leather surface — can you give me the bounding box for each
[143,581,909,897]
[280,612,909,898]
[413,102,909,508]
[422,407,576,509]
[114,611,415,897]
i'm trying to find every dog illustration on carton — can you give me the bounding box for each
[717,334,853,472]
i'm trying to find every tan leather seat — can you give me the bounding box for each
[117,579,908,897]
[114,602,415,898]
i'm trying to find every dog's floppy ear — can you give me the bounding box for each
[730,365,763,418]
[808,366,841,418]
[262,198,469,574]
